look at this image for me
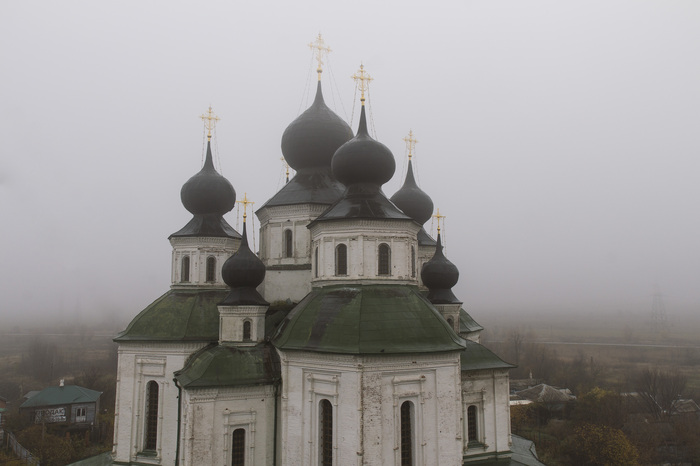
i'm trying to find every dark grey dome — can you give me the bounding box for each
[181,141,236,215]
[220,222,268,306]
[421,233,461,304]
[390,160,434,225]
[281,81,353,170]
[331,106,395,187]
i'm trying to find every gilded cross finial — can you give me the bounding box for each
[280,156,290,183]
[403,130,418,160]
[433,208,446,234]
[351,63,373,105]
[308,33,331,81]
[237,192,254,222]
[200,106,220,141]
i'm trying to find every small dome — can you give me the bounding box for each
[181,141,236,215]
[281,81,353,170]
[221,222,266,289]
[421,234,461,304]
[331,106,395,186]
[390,160,434,225]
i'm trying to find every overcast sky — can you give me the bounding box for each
[2,1,699,324]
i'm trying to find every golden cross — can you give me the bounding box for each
[433,208,446,234]
[351,64,373,105]
[308,33,331,80]
[237,192,254,221]
[403,130,418,160]
[280,156,290,183]
[200,106,220,141]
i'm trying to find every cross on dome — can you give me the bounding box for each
[403,130,418,160]
[433,208,446,234]
[351,64,373,105]
[237,192,254,221]
[308,33,331,80]
[200,106,220,141]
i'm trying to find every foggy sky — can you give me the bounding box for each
[2,1,699,324]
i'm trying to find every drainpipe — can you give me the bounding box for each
[273,379,280,466]
[173,378,182,466]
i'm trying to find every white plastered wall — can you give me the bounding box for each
[460,369,512,462]
[278,350,463,466]
[112,341,208,465]
[309,219,421,287]
[170,237,240,289]
[180,385,277,466]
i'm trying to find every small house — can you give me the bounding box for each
[20,381,101,433]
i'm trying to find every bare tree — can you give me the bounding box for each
[634,368,687,420]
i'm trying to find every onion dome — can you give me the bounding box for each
[390,160,434,225]
[421,233,461,304]
[331,106,395,186]
[220,221,268,306]
[281,81,353,170]
[181,141,236,216]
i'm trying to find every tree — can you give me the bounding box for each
[571,387,626,429]
[561,423,639,466]
[634,368,687,420]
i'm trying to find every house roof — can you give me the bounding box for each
[258,167,345,209]
[273,284,466,354]
[515,384,575,403]
[20,385,101,409]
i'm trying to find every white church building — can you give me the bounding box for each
[110,45,540,466]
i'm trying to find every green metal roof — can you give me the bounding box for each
[460,308,484,334]
[114,289,228,342]
[20,385,101,409]
[174,343,280,389]
[273,284,466,354]
[460,340,515,371]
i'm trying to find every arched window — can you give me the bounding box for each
[411,246,416,278]
[400,401,413,466]
[231,428,245,466]
[144,381,159,451]
[181,256,190,282]
[467,405,478,442]
[378,243,391,275]
[335,244,347,276]
[314,247,319,278]
[319,399,333,466]
[206,256,216,282]
[284,229,293,258]
[243,321,251,341]
[447,317,454,330]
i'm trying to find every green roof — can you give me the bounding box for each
[460,308,484,334]
[114,289,228,342]
[273,284,466,354]
[20,385,101,409]
[460,340,515,371]
[174,343,280,389]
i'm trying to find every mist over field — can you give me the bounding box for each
[2,1,699,327]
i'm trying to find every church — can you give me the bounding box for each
[110,39,529,466]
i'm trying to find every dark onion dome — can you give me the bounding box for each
[390,160,434,226]
[220,221,268,306]
[310,105,411,224]
[281,81,354,170]
[181,141,236,216]
[421,233,461,304]
[331,106,395,186]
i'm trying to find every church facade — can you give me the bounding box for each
[111,57,518,466]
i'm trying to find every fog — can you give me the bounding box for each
[2,1,699,325]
